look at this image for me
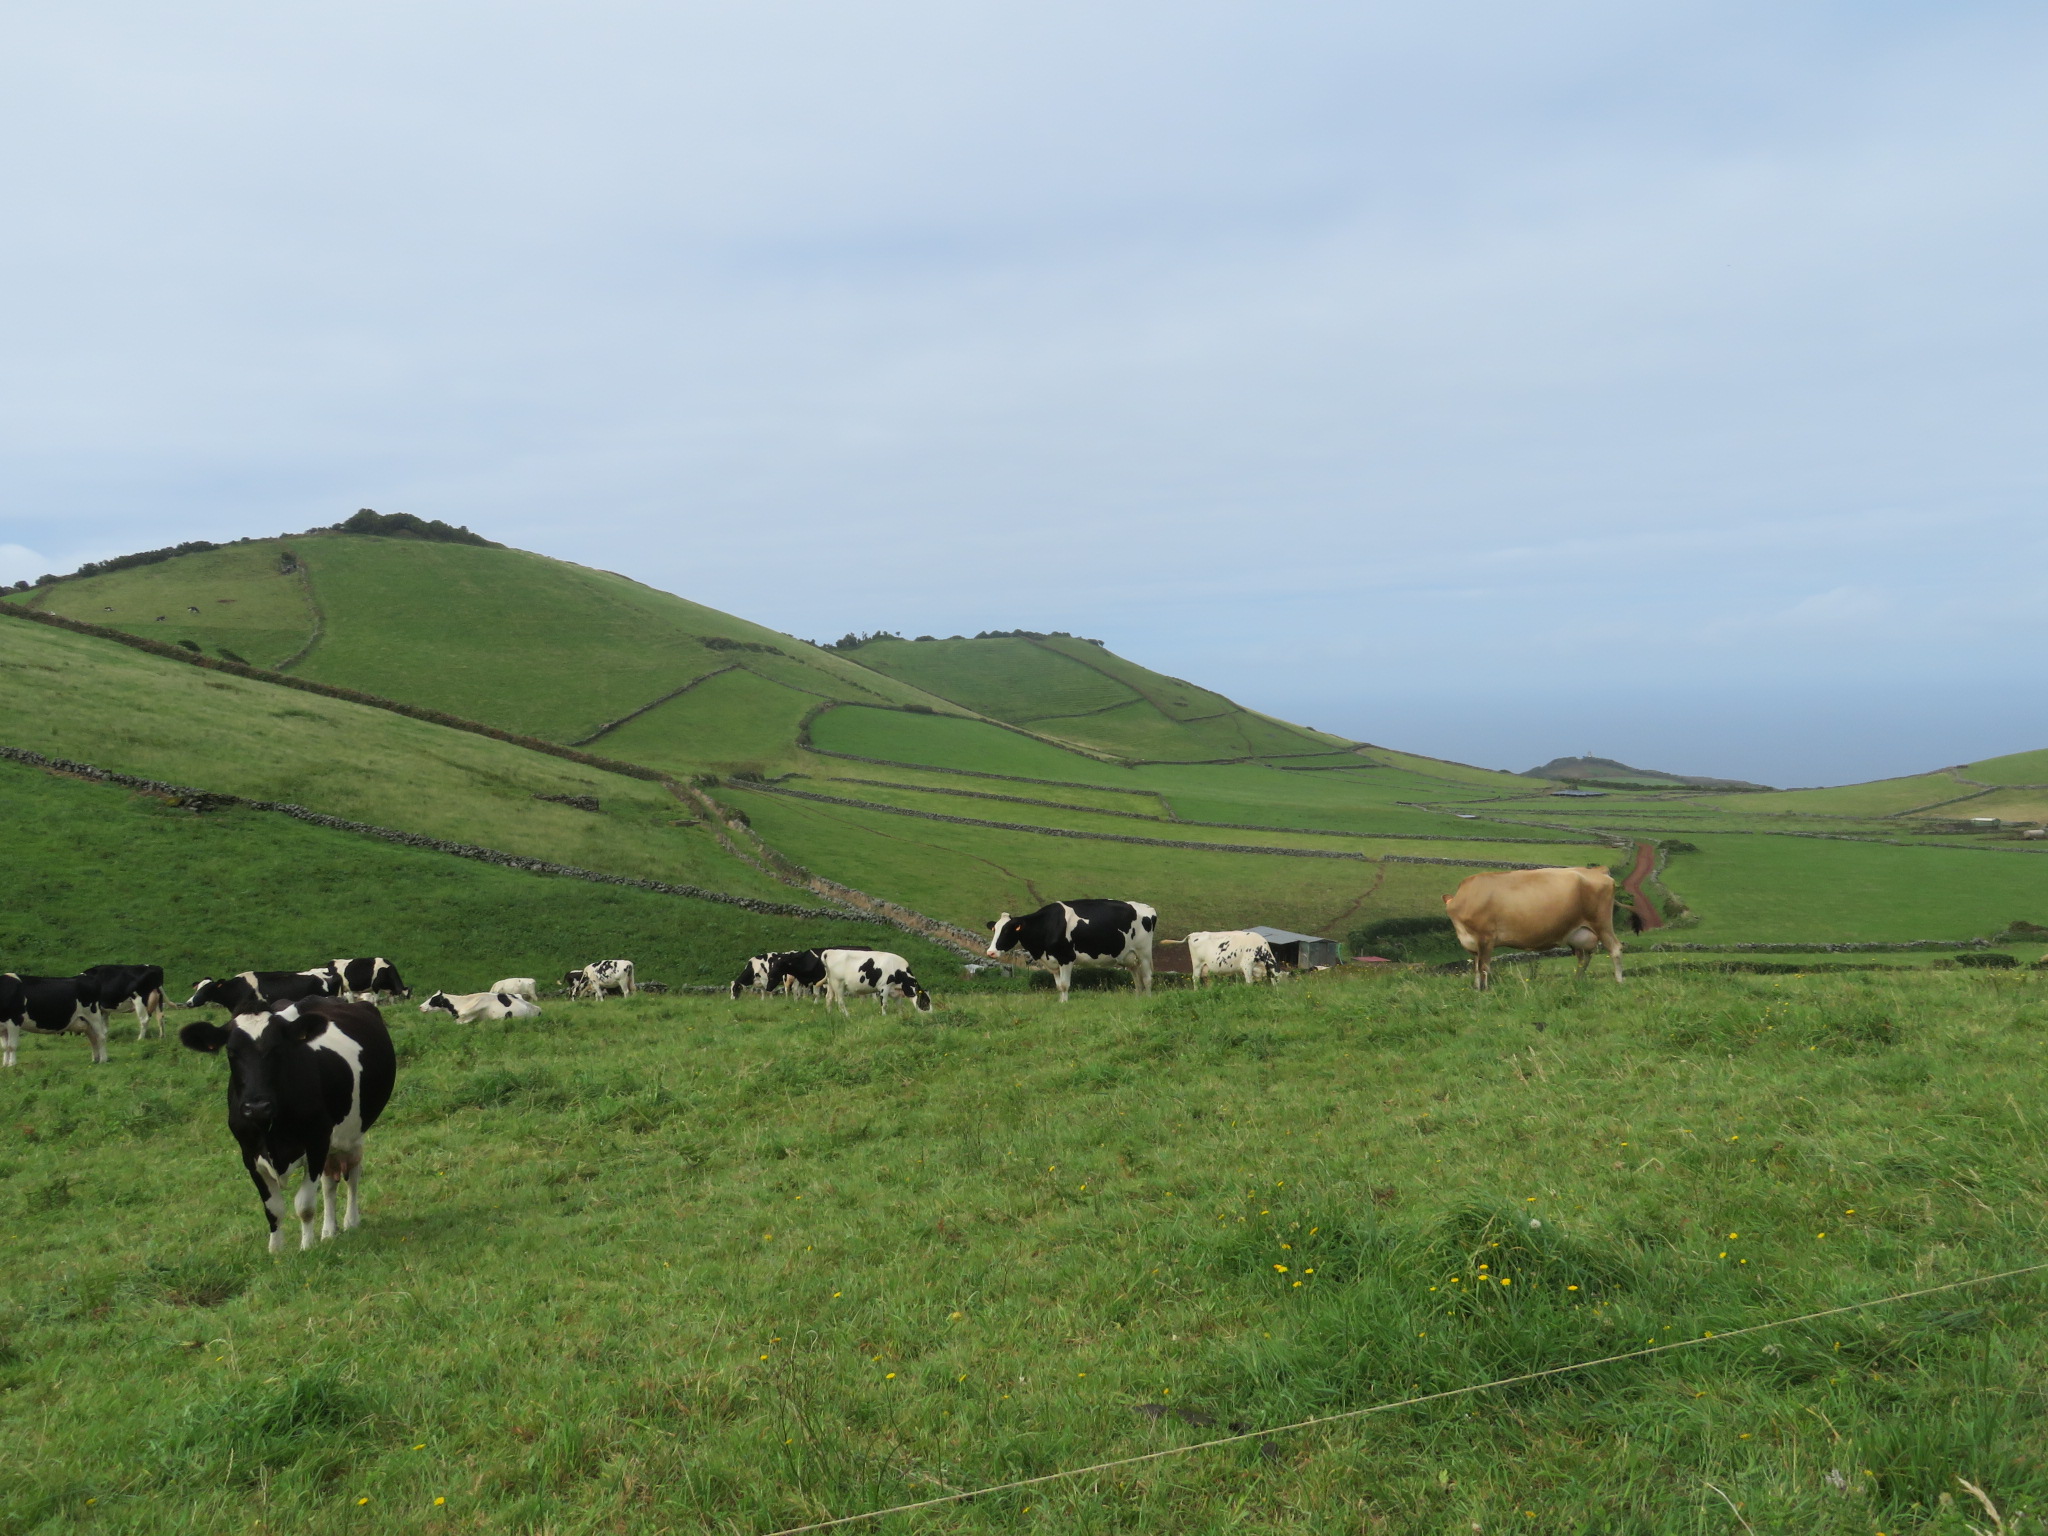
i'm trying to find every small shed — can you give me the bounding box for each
[1248,926,1340,970]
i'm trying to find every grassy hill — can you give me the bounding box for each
[8,969,2048,1531]
[0,754,954,995]
[10,528,2048,953]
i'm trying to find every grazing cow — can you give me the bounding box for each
[489,977,538,1002]
[987,899,1158,1001]
[187,970,335,1014]
[419,990,542,1023]
[321,957,409,1003]
[79,963,167,1039]
[1186,931,1286,987]
[563,960,634,999]
[736,950,827,1000]
[1442,866,1625,992]
[180,998,396,1253]
[817,950,933,1015]
[1,974,110,1067]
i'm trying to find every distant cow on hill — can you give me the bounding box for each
[1442,867,1625,992]
[1,974,109,1067]
[180,998,396,1253]
[187,970,335,1014]
[1186,931,1285,987]
[79,964,167,1039]
[564,960,634,999]
[988,899,1157,1001]
[320,958,409,1003]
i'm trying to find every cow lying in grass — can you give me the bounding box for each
[419,990,542,1023]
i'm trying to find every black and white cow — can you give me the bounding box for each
[179,998,396,1253]
[1186,931,1287,987]
[987,899,1158,1001]
[563,960,634,999]
[321,958,409,1003]
[760,949,830,1000]
[735,950,827,999]
[186,970,335,1013]
[817,950,933,1015]
[419,989,541,1023]
[1,974,109,1067]
[489,977,538,1002]
[79,963,167,1039]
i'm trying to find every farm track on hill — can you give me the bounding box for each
[1622,841,1665,930]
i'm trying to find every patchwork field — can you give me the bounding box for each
[7,969,2048,1532]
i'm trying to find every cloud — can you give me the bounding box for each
[0,545,51,585]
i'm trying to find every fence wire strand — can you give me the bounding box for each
[761,1259,2048,1535]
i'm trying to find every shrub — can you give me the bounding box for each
[328,508,499,546]
[1346,914,1464,962]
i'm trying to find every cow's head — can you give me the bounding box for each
[561,970,586,996]
[419,992,457,1016]
[890,969,934,1013]
[180,1004,327,1130]
[185,977,224,1009]
[986,914,1018,958]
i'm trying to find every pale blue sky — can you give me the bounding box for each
[4,2,2044,785]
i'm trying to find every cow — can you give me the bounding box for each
[179,998,396,1253]
[1186,931,1286,987]
[489,977,538,1002]
[187,970,335,1014]
[737,950,829,1000]
[564,960,634,999]
[817,949,933,1015]
[1,974,110,1067]
[1442,866,1625,992]
[987,899,1158,1001]
[419,990,542,1023]
[79,963,167,1039]
[321,958,409,1003]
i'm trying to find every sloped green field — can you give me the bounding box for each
[0,756,949,994]
[22,539,318,668]
[0,616,786,900]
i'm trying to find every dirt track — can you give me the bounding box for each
[1622,840,1664,930]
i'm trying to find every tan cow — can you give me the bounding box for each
[1442,866,1625,992]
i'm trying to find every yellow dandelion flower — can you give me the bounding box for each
[435,1497,446,1506]
[1274,1264,1289,1272]
[885,1372,896,1379]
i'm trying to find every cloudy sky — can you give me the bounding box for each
[4,2,2044,786]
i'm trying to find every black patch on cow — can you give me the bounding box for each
[994,900,1146,965]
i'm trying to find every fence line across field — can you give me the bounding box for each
[760,1259,2048,1536]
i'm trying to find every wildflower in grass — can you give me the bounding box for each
[435,1497,446,1506]
[1274,1265,1289,1272]
[885,1372,896,1379]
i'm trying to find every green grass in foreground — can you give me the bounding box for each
[7,969,2048,1533]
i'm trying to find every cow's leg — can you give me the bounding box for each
[1136,954,1153,995]
[827,978,851,1016]
[250,1157,290,1254]
[1056,963,1074,1002]
[1602,922,1625,983]
[2,1021,16,1069]
[1472,941,1493,992]
[322,1145,364,1236]
[1192,962,1206,989]
[296,1172,322,1249]
[85,1009,108,1064]
[132,994,151,1041]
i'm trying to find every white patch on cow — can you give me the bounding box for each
[489,978,537,1001]
[311,1024,368,1160]
[233,1012,273,1041]
[294,1175,321,1249]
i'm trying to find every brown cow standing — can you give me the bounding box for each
[1443,866,1626,992]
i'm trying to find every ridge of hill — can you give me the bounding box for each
[1523,754,1772,790]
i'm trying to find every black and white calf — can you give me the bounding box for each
[564,960,634,999]
[320,957,409,1003]
[419,989,541,1023]
[79,963,167,1039]
[1,974,109,1067]
[180,998,396,1253]
[987,899,1158,1001]
[186,970,336,1013]
[817,950,933,1015]
[1186,931,1286,987]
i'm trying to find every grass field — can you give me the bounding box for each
[7,967,2048,1533]
[0,617,788,901]
[0,756,951,993]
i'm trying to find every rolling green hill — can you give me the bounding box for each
[8,527,2048,954]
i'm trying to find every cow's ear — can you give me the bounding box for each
[285,1010,329,1041]
[179,1022,229,1054]
[986,919,998,930]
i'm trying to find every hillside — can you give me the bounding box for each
[8,528,2048,950]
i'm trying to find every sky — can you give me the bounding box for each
[3,2,2044,787]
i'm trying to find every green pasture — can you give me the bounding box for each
[8,969,2048,1533]
[0,619,785,901]
[21,539,318,669]
[0,757,946,993]
[721,785,1538,938]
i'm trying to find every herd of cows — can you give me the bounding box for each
[2,874,1629,1253]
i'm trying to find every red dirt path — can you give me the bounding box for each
[1622,840,1664,930]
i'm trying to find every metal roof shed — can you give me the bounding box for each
[1248,926,1340,970]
